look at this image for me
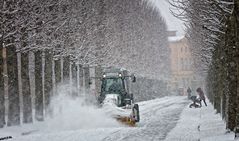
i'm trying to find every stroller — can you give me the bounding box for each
[189,96,201,108]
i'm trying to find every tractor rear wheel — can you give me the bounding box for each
[132,104,140,122]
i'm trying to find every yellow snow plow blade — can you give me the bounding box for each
[115,116,136,127]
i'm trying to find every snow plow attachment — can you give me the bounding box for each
[114,104,140,127]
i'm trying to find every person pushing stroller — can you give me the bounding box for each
[189,87,207,108]
[196,87,207,107]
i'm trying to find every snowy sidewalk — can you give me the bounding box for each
[165,99,236,141]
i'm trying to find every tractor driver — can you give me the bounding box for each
[109,79,122,94]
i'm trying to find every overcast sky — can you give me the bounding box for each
[150,0,185,37]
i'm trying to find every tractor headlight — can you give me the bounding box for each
[118,73,122,77]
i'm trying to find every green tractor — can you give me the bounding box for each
[97,68,140,125]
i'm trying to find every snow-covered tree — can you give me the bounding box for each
[0,0,171,126]
[170,0,239,132]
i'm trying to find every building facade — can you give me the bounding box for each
[168,36,202,95]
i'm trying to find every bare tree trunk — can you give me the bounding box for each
[89,66,95,95]
[222,92,227,120]
[213,57,222,114]
[29,51,36,123]
[54,58,61,93]
[0,46,5,128]
[17,52,23,125]
[69,62,72,94]
[76,64,80,95]
[44,50,53,114]
[22,52,32,123]
[236,55,239,131]
[71,62,77,96]
[234,1,239,132]
[78,64,84,94]
[83,66,90,95]
[226,9,238,131]
[35,50,43,121]
[3,47,8,126]
[52,58,56,95]
[60,56,63,84]
[42,51,45,118]
[63,56,70,82]
[95,66,102,96]
[7,46,20,126]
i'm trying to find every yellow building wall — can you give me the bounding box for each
[169,37,196,95]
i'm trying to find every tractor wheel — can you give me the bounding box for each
[132,104,140,122]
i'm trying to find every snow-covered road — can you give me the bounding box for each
[0,96,189,141]
[103,96,188,141]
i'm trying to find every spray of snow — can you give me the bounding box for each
[43,83,121,131]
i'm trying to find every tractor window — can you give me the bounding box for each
[102,78,124,94]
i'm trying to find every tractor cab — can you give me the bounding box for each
[102,77,124,95]
[98,68,136,107]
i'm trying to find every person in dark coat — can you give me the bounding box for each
[187,87,192,100]
[196,87,207,106]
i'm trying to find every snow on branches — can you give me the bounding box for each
[0,0,170,79]
[169,0,234,73]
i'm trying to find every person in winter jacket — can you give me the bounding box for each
[196,87,207,107]
[187,87,192,99]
